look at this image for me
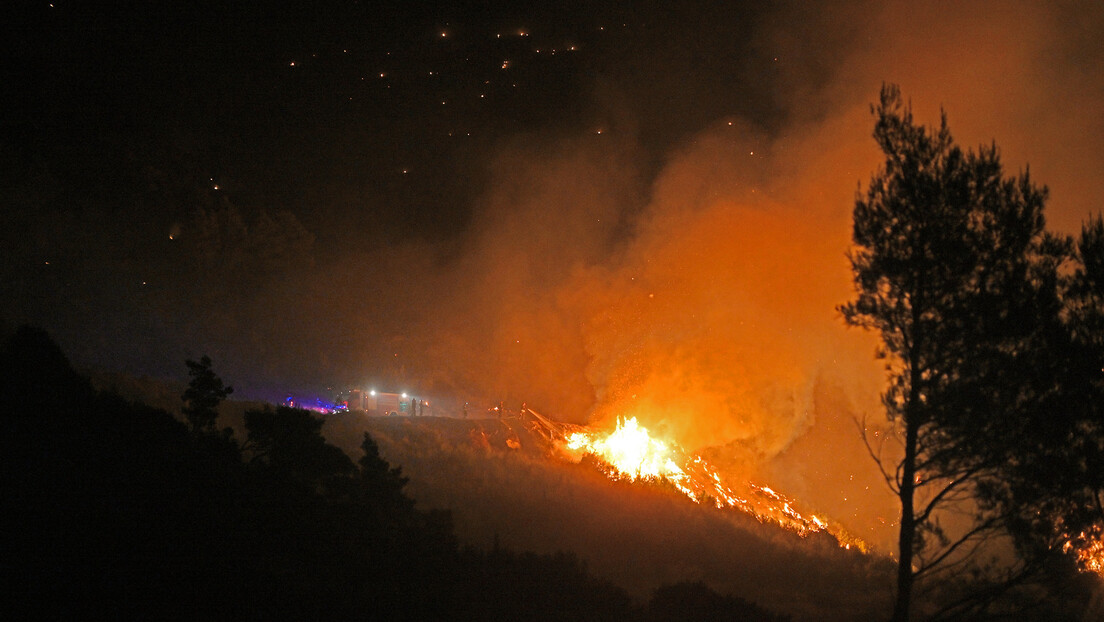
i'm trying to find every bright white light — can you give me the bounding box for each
[369,390,376,396]
[401,392,408,399]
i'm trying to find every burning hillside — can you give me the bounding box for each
[512,409,866,551]
[551,414,865,550]
[322,410,891,620]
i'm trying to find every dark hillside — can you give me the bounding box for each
[322,411,892,620]
[1,326,800,621]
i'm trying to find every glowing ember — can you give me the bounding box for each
[1063,529,1104,576]
[561,416,863,549]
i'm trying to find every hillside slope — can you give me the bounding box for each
[323,412,893,620]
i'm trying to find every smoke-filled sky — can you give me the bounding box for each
[4,1,1103,530]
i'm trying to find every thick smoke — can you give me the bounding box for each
[12,1,1102,551]
[366,0,1104,545]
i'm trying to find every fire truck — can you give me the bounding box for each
[344,389,422,416]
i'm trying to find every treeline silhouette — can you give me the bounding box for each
[1,325,787,621]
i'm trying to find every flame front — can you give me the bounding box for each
[566,417,683,481]
[554,413,1104,572]
[562,416,862,549]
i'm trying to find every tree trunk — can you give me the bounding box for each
[892,416,918,621]
[892,342,922,622]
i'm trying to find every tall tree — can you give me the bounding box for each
[840,84,1068,620]
[1058,218,1104,564]
[994,216,1104,574]
[182,355,233,433]
[356,432,412,510]
[242,405,355,486]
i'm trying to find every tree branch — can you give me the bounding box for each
[914,514,1001,579]
[856,414,899,494]
[925,557,1042,622]
[914,467,982,525]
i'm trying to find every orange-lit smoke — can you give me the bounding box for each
[326,0,1104,549]
[563,126,879,455]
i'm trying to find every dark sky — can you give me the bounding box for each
[1,0,795,393]
[3,1,786,238]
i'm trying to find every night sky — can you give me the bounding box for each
[4,1,785,239]
[4,0,1104,527]
[2,0,798,394]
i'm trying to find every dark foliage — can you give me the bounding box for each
[452,548,635,622]
[1,326,792,621]
[243,404,356,488]
[357,432,410,501]
[991,215,1104,571]
[646,581,790,622]
[182,354,233,433]
[840,84,1084,620]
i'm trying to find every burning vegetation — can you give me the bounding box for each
[555,415,865,550]
[1063,529,1104,577]
[325,407,895,619]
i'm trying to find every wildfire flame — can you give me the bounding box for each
[1063,529,1104,577]
[544,413,1104,574]
[566,417,683,481]
[562,416,863,550]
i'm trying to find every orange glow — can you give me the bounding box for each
[563,416,863,549]
[567,417,684,481]
[1063,529,1104,577]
